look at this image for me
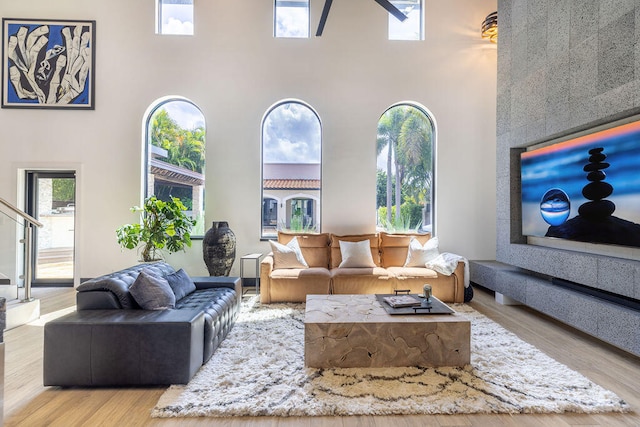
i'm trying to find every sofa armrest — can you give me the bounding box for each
[77,290,126,310]
[192,276,241,312]
[450,261,466,303]
[193,276,241,294]
[44,309,205,386]
[260,255,274,304]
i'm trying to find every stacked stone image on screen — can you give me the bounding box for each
[545,147,640,247]
[578,147,615,220]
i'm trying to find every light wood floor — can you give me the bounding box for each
[4,286,640,427]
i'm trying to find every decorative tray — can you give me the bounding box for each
[375,293,455,315]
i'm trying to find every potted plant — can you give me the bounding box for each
[116,196,196,262]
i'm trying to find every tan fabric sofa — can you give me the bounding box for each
[260,231,466,304]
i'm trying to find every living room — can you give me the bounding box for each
[1,0,639,426]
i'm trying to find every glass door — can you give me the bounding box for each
[26,171,76,286]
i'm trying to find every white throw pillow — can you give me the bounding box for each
[338,239,376,268]
[403,236,440,267]
[269,236,309,269]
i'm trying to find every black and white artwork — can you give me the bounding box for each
[2,18,96,109]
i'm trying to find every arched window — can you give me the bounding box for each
[376,103,434,233]
[144,97,206,235]
[262,100,321,239]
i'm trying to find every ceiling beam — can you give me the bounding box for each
[373,0,408,22]
[316,0,333,36]
[316,0,408,37]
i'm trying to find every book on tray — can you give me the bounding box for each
[383,295,421,308]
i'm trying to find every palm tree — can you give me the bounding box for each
[377,106,409,224]
[399,108,433,207]
[166,127,205,173]
[150,109,206,173]
[150,109,180,149]
[377,105,434,230]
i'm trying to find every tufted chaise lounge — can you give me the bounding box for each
[43,262,241,387]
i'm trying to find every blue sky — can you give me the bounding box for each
[263,103,321,163]
[160,101,321,163]
[162,101,204,130]
[160,1,194,35]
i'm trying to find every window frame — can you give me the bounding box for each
[156,0,194,36]
[388,0,424,41]
[274,0,310,38]
[143,96,206,237]
[376,102,436,234]
[261,99,322,240]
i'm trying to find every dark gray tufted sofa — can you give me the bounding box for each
[43,262,241,387]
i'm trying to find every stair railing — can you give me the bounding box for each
[0,197,43,302]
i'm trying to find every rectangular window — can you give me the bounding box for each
[275,0,309,38]
[157,0,194,35]
[388,0,423,41]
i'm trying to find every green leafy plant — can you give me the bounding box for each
[378,205,423,233]
[116,196,196,262]
[277,218,317,233]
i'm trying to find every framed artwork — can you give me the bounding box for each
[2,18,96,109]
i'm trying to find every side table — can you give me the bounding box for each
[240,253,264,295]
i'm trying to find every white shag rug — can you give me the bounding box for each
[152,296,629,418]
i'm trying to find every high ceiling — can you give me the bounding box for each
[315,0,408,36]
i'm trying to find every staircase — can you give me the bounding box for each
[5,298,40,330]
[1,197,43,330]
[0,280,40,330]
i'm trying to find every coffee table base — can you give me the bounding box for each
[304,294,470,368]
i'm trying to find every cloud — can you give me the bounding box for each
[160,3,194,35]
[263,103,321,163]
[162,101,204,130]
[275,7,309,38]
[162,17,193,35]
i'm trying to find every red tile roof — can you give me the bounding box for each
[263,179,321,190]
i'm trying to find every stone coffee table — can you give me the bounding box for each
[304,294,470,368]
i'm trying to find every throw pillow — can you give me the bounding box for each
[165,268,197,301]
[404,236,440,267]
[338,239,376,268]
[129,269,176,310]
[269,236,309,269]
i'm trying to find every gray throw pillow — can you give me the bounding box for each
[165,268,197,301]
[130,269,176,310]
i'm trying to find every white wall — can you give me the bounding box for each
[0,0,497,283]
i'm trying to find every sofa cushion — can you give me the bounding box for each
[269,237,309,269]
[166,268,197,301]
[404,236,440,267]
[330,267,394,294]
[270,266,331,280]
[338,239,377,268]
[330,233,379,268]
[266,267,332,303]
[129,270,176,310]
[278,232,330,268]
[387,266,439,280]
[379,232,431,268]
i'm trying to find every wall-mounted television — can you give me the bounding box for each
[521,118,640,248]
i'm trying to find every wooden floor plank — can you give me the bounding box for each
[3,286,639,427]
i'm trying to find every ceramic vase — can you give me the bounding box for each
[203,221,236,276]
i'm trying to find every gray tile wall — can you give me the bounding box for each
[0,297,4,342]
[496,0,640,299]
[471,1,640,356]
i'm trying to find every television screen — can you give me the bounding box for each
[521,119,640,248]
